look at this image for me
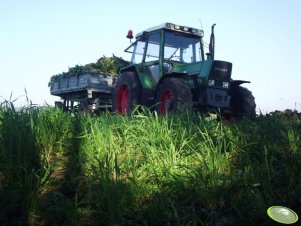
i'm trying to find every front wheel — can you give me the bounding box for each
[112,72,142,114]
[229,86,256,117]
[156,77,192,114]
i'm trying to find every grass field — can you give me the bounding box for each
[0,101,300,225]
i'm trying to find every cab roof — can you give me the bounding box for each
[136,22,204,38]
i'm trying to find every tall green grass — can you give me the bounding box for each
[0,103,300,225]
[0,101,45,225]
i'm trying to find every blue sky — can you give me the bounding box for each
[1,0,300,112]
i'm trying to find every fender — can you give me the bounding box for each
[231,80,250,87]
[120,64,136,74]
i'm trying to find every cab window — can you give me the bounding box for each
[164,31,202,63]
[145,32,161,62]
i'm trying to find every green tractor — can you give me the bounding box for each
[113,22,256,118]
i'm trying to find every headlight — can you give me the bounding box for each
[208,80,215,86]
[222,82,229,89]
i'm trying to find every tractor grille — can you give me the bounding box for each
[208,61,232,88]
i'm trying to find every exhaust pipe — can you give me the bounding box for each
[208,23,216,60]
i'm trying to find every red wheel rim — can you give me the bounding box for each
[160,90,173,114]
[116,84,129,114]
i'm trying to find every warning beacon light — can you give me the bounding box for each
[126,29,133,42]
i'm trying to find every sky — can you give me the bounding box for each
[0,0,301,113]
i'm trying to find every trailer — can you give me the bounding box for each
[49,72,115,113]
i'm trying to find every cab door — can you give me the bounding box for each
[125,31,162,90]
[141,31,162,87]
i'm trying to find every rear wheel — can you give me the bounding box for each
[229,86,256,117]
[156,77,192,114]
[112,72,142,114]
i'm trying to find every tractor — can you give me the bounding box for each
[113,23,256,118]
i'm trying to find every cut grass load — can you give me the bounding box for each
[0,102,300,225]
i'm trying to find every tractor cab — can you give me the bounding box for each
[124,23,205,87]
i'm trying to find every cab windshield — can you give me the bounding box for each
[164,31,203,63]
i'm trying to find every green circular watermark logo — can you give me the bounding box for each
[267,206,298,224]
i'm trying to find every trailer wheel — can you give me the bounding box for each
[229,86,256,117]
[112,72,142,114]
[156,77,192,114]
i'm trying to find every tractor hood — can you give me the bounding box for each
[171,62,202,75]
[170,60,232,89]
[172,60,232,78]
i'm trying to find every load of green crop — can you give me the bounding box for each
[49,55,129,86]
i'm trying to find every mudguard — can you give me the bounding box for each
[231,80,250,87]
